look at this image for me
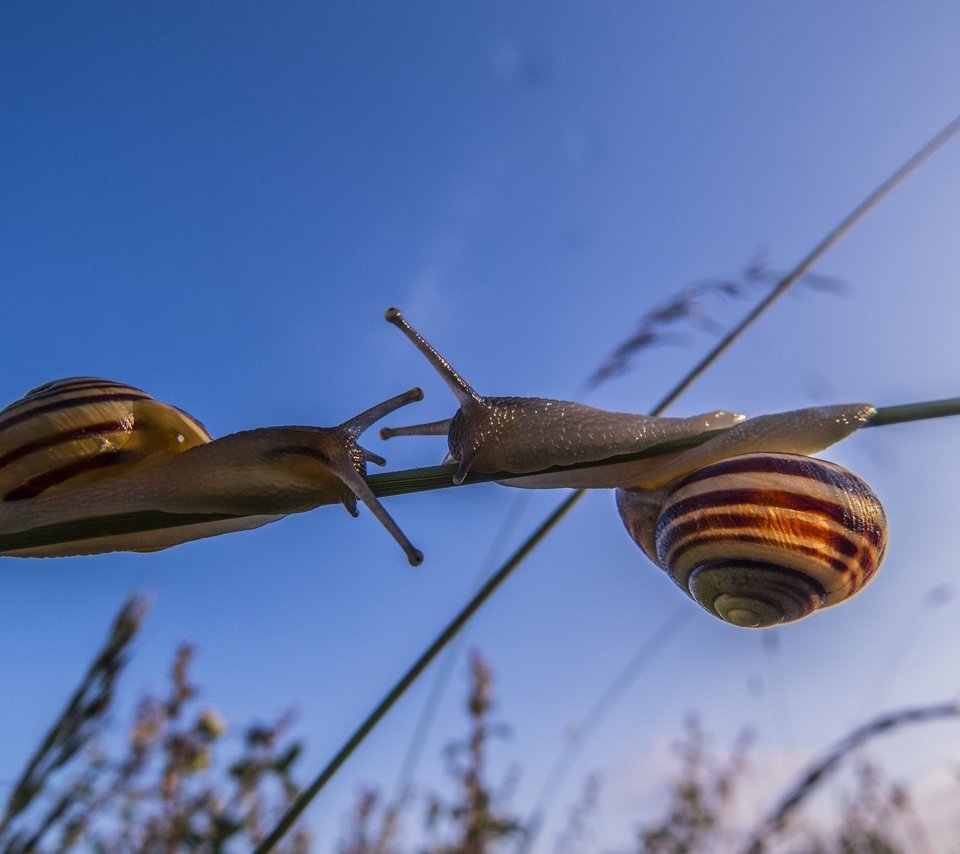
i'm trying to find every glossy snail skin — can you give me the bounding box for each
[617,451,887,628]
[0,378,425,565]
[380,308,745,486]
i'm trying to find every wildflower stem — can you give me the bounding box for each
[651,113,960,415]
[250,491,582,854]
[742,700,960,854]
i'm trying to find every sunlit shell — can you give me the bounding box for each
[0,377,211,502]
[652,453,886,628]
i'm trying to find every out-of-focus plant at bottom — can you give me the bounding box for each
[5,596,960,854]
[0,596,311,854]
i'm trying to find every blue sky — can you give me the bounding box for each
[2,2,960,848]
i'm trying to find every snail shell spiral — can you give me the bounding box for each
[0,377,211,502]
[618,453,887,628]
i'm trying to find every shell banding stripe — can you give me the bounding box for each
[656,453,887,605]
[0,378,211,502]
[0,378,153,430]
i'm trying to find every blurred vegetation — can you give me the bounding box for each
[3,597,959,854]
[0,596,310,853]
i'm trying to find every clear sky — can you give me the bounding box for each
[2,2,960,849]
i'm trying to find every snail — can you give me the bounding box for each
[0,377,425,565]
[379,308,747,486]
[380,308,886,626]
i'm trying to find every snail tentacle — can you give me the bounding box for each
[385,308,482,406]
[341,386,424,438]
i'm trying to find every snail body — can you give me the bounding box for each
[0,378,424,565]
[380,308,745,486]
[380,307,875,489]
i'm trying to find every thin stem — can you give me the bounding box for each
[250,491,582,854]
[518,607,693,854]
[741,700,960,854]
[365,396,960,498]
[0,397,956,557]
[389,493,529,804]
[651,114,960,415]
[0,596,150,840]
[867,396,960,427]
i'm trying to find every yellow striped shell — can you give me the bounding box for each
[617,453,887,628]
[0,377,211,502]
[0,378,425,564]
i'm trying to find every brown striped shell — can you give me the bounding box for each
[0,377,212,502]
[617,453,887,628]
